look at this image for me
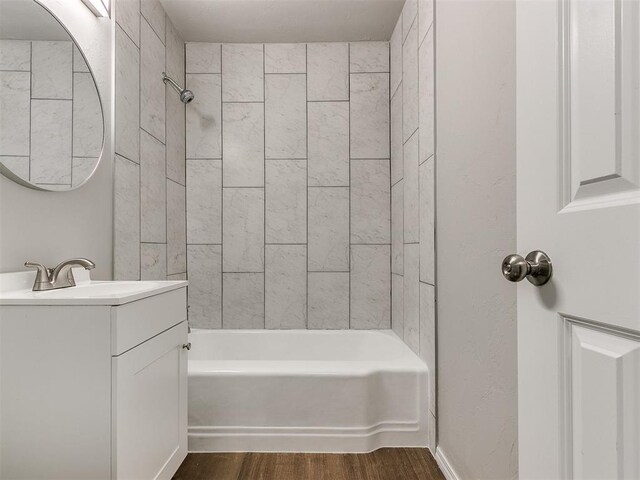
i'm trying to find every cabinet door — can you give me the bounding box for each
[113,322,187,480]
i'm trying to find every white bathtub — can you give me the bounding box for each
[187,329,429,453]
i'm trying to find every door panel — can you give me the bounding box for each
[568,322,640,479]
[562,0,640,207]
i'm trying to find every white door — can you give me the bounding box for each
[516,0,640,478]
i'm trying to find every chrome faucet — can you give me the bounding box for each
[24,258,96,291]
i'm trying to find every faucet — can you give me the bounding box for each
[24,258,96,291]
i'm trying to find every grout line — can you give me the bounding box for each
[220,43,224,328]
[348,42,351,329]
[263,43,266,329]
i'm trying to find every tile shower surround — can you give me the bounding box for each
[185,42,391,330]
[114,0,187,283]
[390,0,436,426]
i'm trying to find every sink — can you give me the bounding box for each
[0,270,187,306]
[33,281,168,299]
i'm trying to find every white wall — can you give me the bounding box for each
[0,0,113,279]
[435,0,518,478]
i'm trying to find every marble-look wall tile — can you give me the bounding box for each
[0,72,30,156]
[72,157,96,186]
[307,43,349,101]
[114,155,140,280]
[350,42,389,73]
[307,101,349,186]
[115,0,140,46]
[392,273,404,339]
[402,19,419,143]
[308,272,349,329]
[223,188,264,272]
[419,29,435,164]
[73,46,89,73]
[350,245,390,329]
[390,15,403,97]
[72,73,102,158]
[420,159,435,284]
[115,25,139,163]
[166,88,185,185]
[403,0,418,41]
[390,85,403,185]
[418,0,434,44]
[403,243,419,353]
[265,74,306,159]
[223,273,264,328]
[167,273,187,281]
[187,245,222,328]
[265,44,306,74]
[141,0,165,43]
[141,243,167,280]
[186,43,221,73]
[403,132,419,243]
[222,44,264,102]
[265,160,306,244]
[223,102,264,186]
[30,99,72,185]
[420,281,436,415]
[140,19,165,142]
[31,42,72,100]
[167,179,187,275]
[165,16,184,80]
[0,156,29,179]
[265,245,307,329]
[186,160,221,244]
[186,74,222,158]
[351,160,390,244]
[350,73,389,159]
[0,40,30,71]
[392,181,404,274]
[140,129,166,242]
[308,187,349,271]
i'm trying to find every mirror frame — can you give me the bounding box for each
[0,0,106,192]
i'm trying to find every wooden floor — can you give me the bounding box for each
[172,448,445,480]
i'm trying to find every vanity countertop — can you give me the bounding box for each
[0,270,187,306]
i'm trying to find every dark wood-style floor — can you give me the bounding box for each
[172,448,445,480]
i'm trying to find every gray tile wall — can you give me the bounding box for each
[114,0,187,282]
[390,0,436,434]
[0,40,102,189]
[185,41,391,330]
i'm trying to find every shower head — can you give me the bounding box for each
[162,72,194,104]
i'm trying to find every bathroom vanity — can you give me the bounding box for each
[0,270,188,480]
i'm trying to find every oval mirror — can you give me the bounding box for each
[0,0,104,191]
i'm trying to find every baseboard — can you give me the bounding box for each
[435,447,461,480]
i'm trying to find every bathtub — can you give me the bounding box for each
[187,329,429,453]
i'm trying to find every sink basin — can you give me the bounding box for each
[0,271,187,306]
[33,281,168,299]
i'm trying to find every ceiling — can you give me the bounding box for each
[0,0,72,41]
[159,0,405,43]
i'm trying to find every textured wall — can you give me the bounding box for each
[113,0,187,282]
[184,42,391,329]
[389,0,436,448]
[436,0,518,478]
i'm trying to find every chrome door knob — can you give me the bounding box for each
[502,250,552,286]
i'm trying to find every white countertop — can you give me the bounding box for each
[0,270,187,306]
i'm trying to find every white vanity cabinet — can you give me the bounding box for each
[0,273,188,480]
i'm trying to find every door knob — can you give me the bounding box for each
[501,250,552,286]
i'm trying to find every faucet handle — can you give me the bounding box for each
[24,261,52,284]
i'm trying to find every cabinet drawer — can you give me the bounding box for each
[111,287,187,356]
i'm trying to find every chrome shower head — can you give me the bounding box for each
[162,72,194,104]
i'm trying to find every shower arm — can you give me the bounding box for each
[162,72,184,94]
